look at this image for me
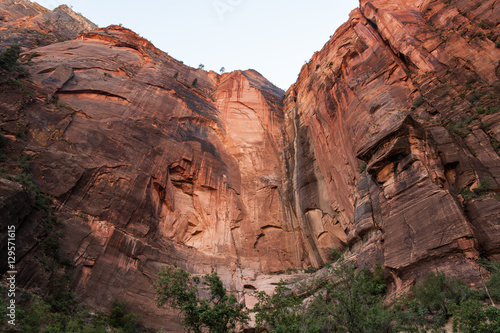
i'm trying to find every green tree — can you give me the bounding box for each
[452,299,500,333]
[107,299,140,333]
[155,265,248,333]
[253,280,304,333]
[308,261,390,333]
[253,261,390,333]
[481,260,500,302]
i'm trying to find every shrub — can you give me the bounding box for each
[447,117,473,138]
[412,97,425,107]
[307,260,389,332]
[471,32,486,40]
[1,78,34,97]
[254,263,500,333]
[46,274,79,314]
[155,265,248,333]
[359,162,367,173]
[329,248,343,262]
[488,105,500,114]
[492,138,500,152]
[467,92,482,103]
[465,77,477,88]
[6,289,140,333]
[0,44,21,70]
[394,271,475,331]
[17,153,32,172]
[478,20,490,29]
[192,78,198,86]
[0,131,6,151]
[459,181,493,200]
[109,299,140,333]
[412,272,471,314]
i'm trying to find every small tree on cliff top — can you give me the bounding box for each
[155,265,249,333]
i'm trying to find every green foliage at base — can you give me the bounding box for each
[0,290,140,333]
[480,260,500,302]
[393,271,477,331]
[254,260,389,333]
[252,260,500,333]
[155,265,249,333]
[254,281,304,332]
[452,299,500,333]
[108,299,141,333]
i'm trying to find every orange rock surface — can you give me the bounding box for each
[0,0,499,330]
[285,0,500,290]
[0,0,96,50]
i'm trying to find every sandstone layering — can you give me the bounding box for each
[0,0,499,330]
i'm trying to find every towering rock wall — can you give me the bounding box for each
[1,23,314,329]
[0,0,499,330]
[285,0,500,293]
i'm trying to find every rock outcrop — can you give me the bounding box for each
[2,24,319,329]
[285,0,500,292]
[0,0,499,330]
[0,0,97,50]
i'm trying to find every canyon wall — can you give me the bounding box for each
[1,4,316,326]
[1,0,499,330]
[285,0,500,291]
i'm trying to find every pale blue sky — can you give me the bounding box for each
[41,0,359,89]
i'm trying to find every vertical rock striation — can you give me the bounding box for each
[2,25,317,329]
[1,0,499,330]
[285,0,500,293]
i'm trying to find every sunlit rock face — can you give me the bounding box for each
[1,0,500,330]
[7,25,318,329]
[0,0,97,50]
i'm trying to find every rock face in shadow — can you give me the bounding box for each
[0,0,499,330]
[285,0,500,292]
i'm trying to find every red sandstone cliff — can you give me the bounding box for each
[285,0,500,292]
[0,0,499,330]
[0,0,97,50]
[1,22,312,328]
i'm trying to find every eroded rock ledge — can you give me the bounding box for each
[0,0,499,330]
